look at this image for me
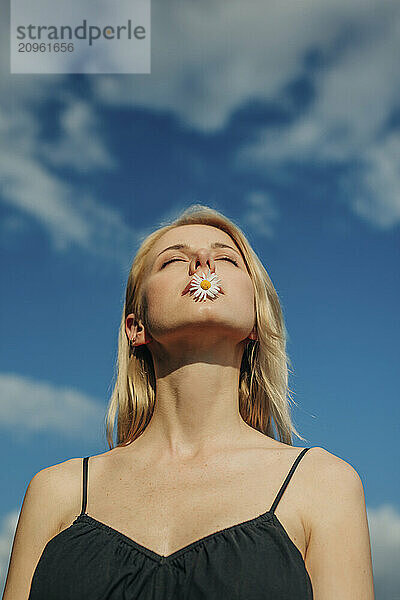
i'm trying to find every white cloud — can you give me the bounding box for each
[0,509,19,597]
[367,504,400,600]
[39,96,117,172]
[1,0,400,236]
[0,373,106,443]
[236,121,400,230]
[347,132,400,229]
[89,0,400,130]
[0,100,142,262]
[234,11,400,230]
[0,0,64,111]
[0,147,139,261]
[90,0,400,229]
[241,191,280,239]
[1,0,140,262]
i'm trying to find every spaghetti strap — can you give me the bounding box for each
[269,447,311,515]
[79,456,90,516]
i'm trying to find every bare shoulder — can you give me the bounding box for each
[302,448,375,597]
[301,446,366,535]
[305,446,364,486]
[294,447,364,529]
[39,456,83,488]
[52,452,119,524]
[303,446,365,494]
[33,456,86,529]
[55,456,86,516]
[2,457,85,599]
[29,457,80,502]
[39,455,83,479]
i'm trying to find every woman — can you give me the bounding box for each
[4,205,374,599]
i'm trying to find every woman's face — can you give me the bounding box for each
[140,224,257,350]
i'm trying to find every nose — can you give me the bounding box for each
[189,248,215,276]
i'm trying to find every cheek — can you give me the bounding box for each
[230,277,255,315]
[145,275,170,301]
[243,286,256,319]
[145,281,164,313]
[143,277,176,326]
[237,277,255,302]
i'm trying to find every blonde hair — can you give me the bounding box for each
[105,204,307,449]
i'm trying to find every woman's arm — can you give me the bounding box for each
[305,449,375,599]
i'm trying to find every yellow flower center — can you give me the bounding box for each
[201,280,211,290]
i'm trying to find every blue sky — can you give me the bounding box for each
[1,0,399,597]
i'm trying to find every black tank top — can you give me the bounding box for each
[28,447,313,599]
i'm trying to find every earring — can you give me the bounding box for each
[129,336,136,357]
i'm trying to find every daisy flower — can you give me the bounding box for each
[188,268,222,301]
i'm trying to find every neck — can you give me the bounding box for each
[132,338,253,462]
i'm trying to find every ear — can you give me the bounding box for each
[125,313,153,347]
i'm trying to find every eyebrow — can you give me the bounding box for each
[157,242,242,258]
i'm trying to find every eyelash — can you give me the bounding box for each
[161,257,239,268]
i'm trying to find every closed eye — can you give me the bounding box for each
[218,257,238,266]
[161,257,238,268]
[160,258,184,268]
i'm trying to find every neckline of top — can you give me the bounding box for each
[73,509,285,564]
[74,447,312,565]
